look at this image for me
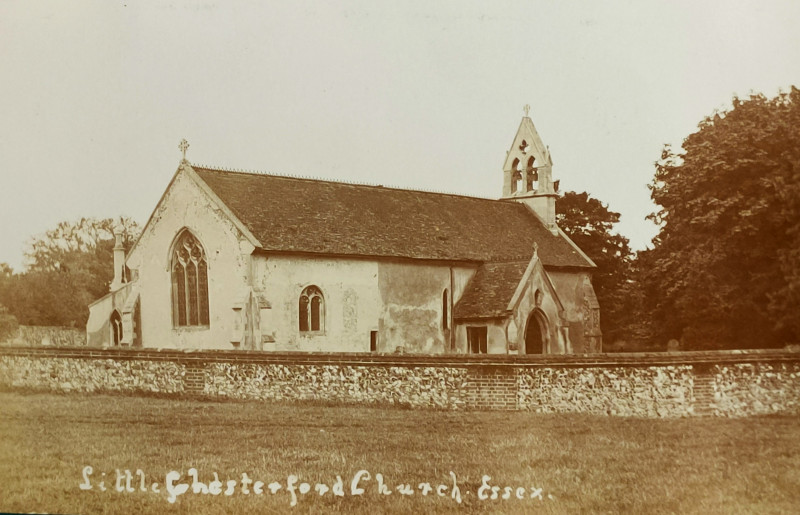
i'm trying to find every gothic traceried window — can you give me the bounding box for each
[299,285,324,333]
[171,231,210,327]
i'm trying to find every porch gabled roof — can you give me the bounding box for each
[453,260,530,319]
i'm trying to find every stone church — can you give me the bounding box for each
[86,113,601,354]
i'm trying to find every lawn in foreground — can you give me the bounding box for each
[1,392,799,514]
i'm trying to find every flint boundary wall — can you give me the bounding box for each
[1,346,799,417]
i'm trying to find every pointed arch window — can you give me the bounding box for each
[299,285,324,333]
[171,231,210,327]
[110,310,123,346]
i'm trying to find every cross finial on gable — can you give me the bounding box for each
[532,241,539,260]
[179,139,190,161]
[523,104,530,117]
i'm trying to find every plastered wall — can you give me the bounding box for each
[252,254,381,352]
[548,270,596,353]
[124,169,254,349]
[251,257,475,354]
[378,262,452,353]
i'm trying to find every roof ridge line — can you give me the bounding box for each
[191,163,499,202]
[486,257,532,264]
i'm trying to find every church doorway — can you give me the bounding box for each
[524,310,547,354]
[110,310,123,346]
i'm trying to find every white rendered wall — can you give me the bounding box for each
[125,169,254,349]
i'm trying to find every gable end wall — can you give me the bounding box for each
[126,169,255,349]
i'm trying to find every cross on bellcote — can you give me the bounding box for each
[179,139,190,161]
[523,104,531,117]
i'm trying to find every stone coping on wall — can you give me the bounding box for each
[0,345,797,367]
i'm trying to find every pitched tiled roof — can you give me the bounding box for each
[453,261,530,319]
[192,166,593,266]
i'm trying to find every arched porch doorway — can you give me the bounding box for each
[110,310,123,346]
[524,310,548,354]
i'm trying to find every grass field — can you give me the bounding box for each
[1,392,799,514]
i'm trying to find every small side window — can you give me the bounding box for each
[299,286,324,333]
[467,326,488,354]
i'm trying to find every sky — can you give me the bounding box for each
[1,0,799,271]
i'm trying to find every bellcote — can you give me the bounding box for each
[501,110,559,234]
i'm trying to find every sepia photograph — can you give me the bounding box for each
[1,1,799,513]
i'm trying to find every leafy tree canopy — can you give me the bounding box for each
[25,217,139,273]
[556,191,634,344]
[645,87,800,349]
[0,217,140,328]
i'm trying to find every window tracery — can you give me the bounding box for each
[299,285,324,333]
[171,231,209,327]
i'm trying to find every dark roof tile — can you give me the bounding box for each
[193,167,592,266]
[453,261,530,319]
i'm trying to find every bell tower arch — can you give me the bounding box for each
[501,106,559,234]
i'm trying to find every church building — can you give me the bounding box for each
[86,113,602,354]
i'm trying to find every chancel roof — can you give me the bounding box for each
[192,166,593,267]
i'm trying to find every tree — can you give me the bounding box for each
[0,263,12,300]
[0,265,17,338]
[0,217,140,328]
[644,87,800,349]
[556,191,635,344]
[0,304,18,342]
